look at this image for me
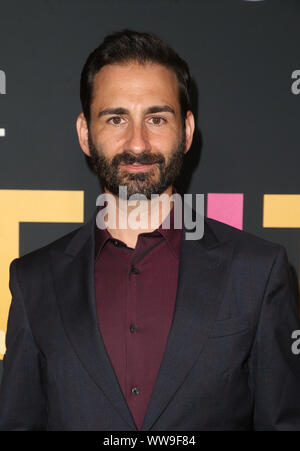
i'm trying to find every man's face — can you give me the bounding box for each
[79,62,194,199]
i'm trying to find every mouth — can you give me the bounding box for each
[119,163,154,172]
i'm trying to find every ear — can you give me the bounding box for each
[76,112,91,156]
[183,110,195,155]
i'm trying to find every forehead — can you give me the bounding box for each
[90,62,180,110]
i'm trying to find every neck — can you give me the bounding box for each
[102,185,174,249]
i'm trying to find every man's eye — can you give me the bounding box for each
[149,116,166,126]
[108,116,125,125]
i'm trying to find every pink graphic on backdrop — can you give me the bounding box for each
[207,193,244,230]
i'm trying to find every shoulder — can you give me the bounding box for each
[204,216,283,263]
[10,218,92,281]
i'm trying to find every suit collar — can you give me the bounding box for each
[64,198,222,259]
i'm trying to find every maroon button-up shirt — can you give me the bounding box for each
[94,194,182,430]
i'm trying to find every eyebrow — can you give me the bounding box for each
[97,105,176,119]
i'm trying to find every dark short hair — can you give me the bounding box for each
[80,29,192,126]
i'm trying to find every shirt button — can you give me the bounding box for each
[112,240,120,247]
[131,387,140,395]
[130,324,139,333]
[131,267,140,274]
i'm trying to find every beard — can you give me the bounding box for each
[87,132,186,200]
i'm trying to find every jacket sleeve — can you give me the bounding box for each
[0,259,47,430]
[248,245,300,431]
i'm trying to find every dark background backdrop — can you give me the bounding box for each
[0,0,299,380]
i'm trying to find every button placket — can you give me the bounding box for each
[127,258,140,402]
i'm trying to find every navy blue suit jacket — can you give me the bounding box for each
[0,207,299,430]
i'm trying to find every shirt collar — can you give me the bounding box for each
[94,186,182,260]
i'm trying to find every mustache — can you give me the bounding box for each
[112,151,165,167]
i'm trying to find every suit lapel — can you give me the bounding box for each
[50,205,232,432]
[50,209,138,431]
[141,211,233,430]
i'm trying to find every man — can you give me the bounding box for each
[0,29,299,431]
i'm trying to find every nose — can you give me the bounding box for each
[125,122,150,154]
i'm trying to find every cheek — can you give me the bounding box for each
[149,120,181,144]
[94,130,125,155]
[150,131,179,152]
